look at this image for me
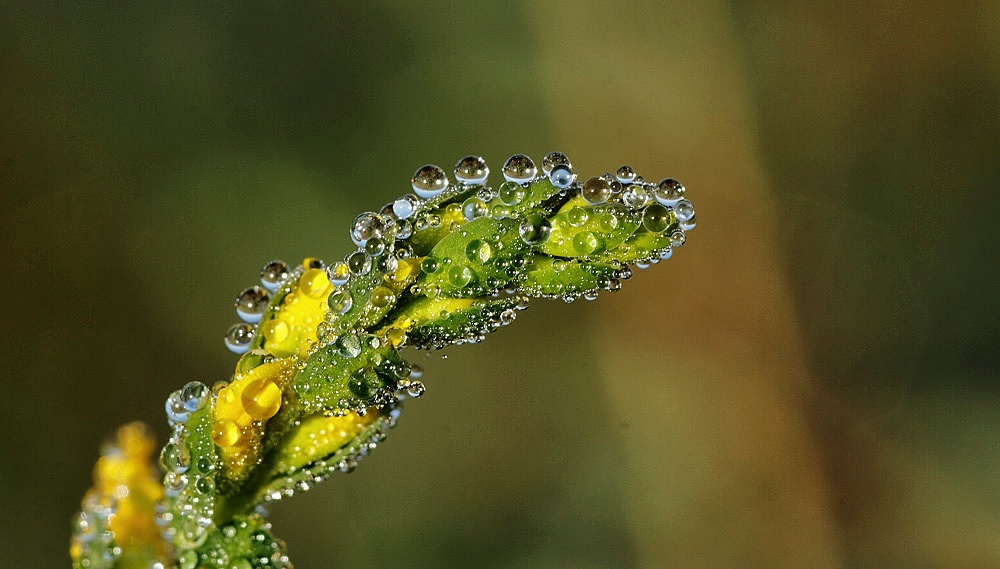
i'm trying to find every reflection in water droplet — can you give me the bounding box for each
[242,380,282,420]
[327,288,353,314]
[370,286,395,308]
[365,236,387,257]
[572,231,600,256]
[350,212,385,247]
[462,197,488,221]
[393,194,420,219]
[669,229,687,247]
[542,151,571,174]
[581,177,611,205]
[259,260,289,292]
[548,164,575,189]
[225,323,255,354]
[519,213,552,245]
[616,165,636,183]
[448,265,474,288]
[411,164,449,198]
[347,251,372,275]
[566,207,589,227]
[453,155,489,185]
[299,268,331,298]
[180,381,209,412]
[497,181,526,206]
[421,257,439,274]
[501,154,537,182]
[641,203,671,233]
[654,178,685,205]
[673,199,695,221]
[622,186,648,209]
[327,261,350,286]
[235,286,270,323]
[336,333,363,358]
[465,239,494,264]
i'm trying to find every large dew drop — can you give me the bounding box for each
[225,323,255,354]
[259,260,289,292]
[350,212,385,247]
[542,151,571,174]
[519,213,552,245]
[498,181,527,206]
[654,178,685,205]
[581,177,611,205]
[411,164,449,198]
[501,154,537,183]
[327,288,353,314]
[392,194,420,219]
[641,203,671,233]
[453,155,489,185]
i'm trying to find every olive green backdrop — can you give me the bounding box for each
[2,2,998,568]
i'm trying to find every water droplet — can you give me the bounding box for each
[160,441,192,473]
[327,262,351,286]
[673,199,695,221]
[500,308,516,325]
[622,186,648,209]
[501,154,537,182]
[659,247,674,260]
[336,333,363,358]
[262,319,289,344]
[348,368,378,399]
[225,323,255,354]
[327,288,353,314]
[394,219,413,240]
[212,418,241,447]
[242,379,282,420]
[370,285,395,308]
[616,165,636,183]
[519,213,552,245]
[364,236,387,257]
[453,155,489,185]
[598,212,619,232]
[406,380,426,398]
[411,164,448,198]
[669,229,687,247]
[178,549,198,569]
[180,381,209,412]
[581,177,611,205]
[165,390,189,423]
[572,231,600,256]
[462,197,488,221]
[654,178,685,205]
[299,268,331,298]
[347,251,372,276]
[392,194,420,219]
[541,151,571,174]
[259,260,289,292]
[235,286,270,323]
[194,475,215,495]
[350,212,385,247]
[421,257,439,274]
[465,239,494,264]
[641,203,671,233]
[566,207,589,227]
[448,265,474,288]
[548,164,575,188]
[497,181,527,206]
[680,213,697,231]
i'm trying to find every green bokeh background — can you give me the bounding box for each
[2,2,998,568]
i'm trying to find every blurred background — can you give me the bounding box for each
[2,2,998,567]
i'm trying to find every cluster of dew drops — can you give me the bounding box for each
[222,151,695,357]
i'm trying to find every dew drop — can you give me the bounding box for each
[262,319,289,344]
[392,194,420,219]
[259,260,289,292]
[659,247,674,260]
[598,212,619,232]
[370,285,395,308]
[160,441,192,473]
[364,236,387,257]
[420,257,439,274]
[225,323,255,354]
[327,288,353,314]
[518,213,552,245]
[497,181,527,206]
[462,197,488,221]
[327,261,351,286]
[235,286,270,323]
[411,164,448,198]
[194,475,215,495]
[500,308,516,325]
[406,380,426,398]
[572,231,600,256]
[548,164,575,188]
[448,265,474,288]
[680,213,697,231]
[673,199,695,222]
[165,390,189,423]
[180,381,210,413]
[501,154,537,182]
[465,239,494,264]
[346,251,372,276]
[336,333,363,358]
[641,203,671,233]
[453,155,489,185]
[242,380,282,420]
[654,178,685,205]
[350,212,385,247]
[581,177,611,205]
[299,268,331,298]
[669,229,687,247]
[622,186,648,209]
[212,418,241,447]
[566,207,589,227]
[616,165,636,184]
[541,151,571,174]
